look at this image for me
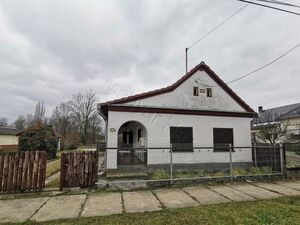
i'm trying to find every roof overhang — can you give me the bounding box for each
[106,105,256,118]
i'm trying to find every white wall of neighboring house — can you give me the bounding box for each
[0,134,19,145]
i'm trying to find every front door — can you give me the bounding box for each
[122,131,133,148]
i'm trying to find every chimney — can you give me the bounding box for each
[258,106,264,113]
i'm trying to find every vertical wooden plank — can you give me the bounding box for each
[27,152,34,190]
[12,152,19,192]
[60,153,65,191]
[41,152,47,189]
[32,151,39,190]
[21,151,29,191]
[3,153,9,192]
[0,154,4,192]
[17,152,24,192]
[7,154,14,193]
[38,151,45,191]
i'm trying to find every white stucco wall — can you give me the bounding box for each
[106,111,252,169]
[122,70,246,112]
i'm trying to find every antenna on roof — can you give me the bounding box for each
[185,48,188,74]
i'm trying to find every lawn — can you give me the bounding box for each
[6,196,300,225]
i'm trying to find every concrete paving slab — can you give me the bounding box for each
[31,195,86,222]
[0,197,49,223]
[255,183,300,196]
[81,192,122,217]
[228,184,282,199]
[154,189,198,208]
[183,186,230,204]
[276,181,300,191]
[123,191,161,213]
[209,185,255,202]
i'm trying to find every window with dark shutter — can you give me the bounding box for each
[170,127,193,152]
[213,128,233,151]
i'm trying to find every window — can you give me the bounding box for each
[207,88,212,97]
[170,127,193,152]
[213,128,233,151]
[193,87,199,96]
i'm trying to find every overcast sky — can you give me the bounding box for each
[0,0,299,122]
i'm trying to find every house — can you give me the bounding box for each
[251,103,300,143]
[98,62,257,171]
[0,126,19,152]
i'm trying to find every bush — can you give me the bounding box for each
[19,124,58,159]
[232,168,247,176]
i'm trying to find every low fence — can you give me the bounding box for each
[60,151,98,190]
[0,151,47,193]
[105,144,285,184]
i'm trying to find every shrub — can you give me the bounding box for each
[232,168,247,176]
[19,124,57,159]
[151,169,170,180]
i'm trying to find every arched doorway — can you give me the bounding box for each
[117,121,147,167]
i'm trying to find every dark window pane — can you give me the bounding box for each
[213,128,233,151]
[193,87,199,96]
[207,88,212,97]
[170,127,193,152]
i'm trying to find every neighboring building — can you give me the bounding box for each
[251,103,300,143]
[98,62,257,170]
[0,126,19,152]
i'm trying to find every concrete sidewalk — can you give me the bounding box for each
[0,180,300,223]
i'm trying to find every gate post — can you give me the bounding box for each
[279,143,285,177]
[59,153,66,191]
[170,144,173,185]
[229,144,233,182]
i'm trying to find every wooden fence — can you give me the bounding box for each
[0,151,47,193]
[60,151,98,190]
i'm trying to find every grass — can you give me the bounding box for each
[45,176,60,189]
[4,196,300,225]
[45,158,61,178]
[151,167,274,180]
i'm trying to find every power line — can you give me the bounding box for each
[187,3,250,49]
[185,2,252,73]
[237,0,300,15]
[200,43,300,87]
[256,0,300,8]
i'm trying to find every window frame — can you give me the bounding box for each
[170,126,194,152]
[213,128,234,152]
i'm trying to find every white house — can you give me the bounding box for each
[98,62,257,171]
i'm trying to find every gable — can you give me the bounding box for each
[100,62,256,117]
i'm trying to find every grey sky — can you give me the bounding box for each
[0,0,299,122]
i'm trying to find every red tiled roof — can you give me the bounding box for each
[100,62,255,113]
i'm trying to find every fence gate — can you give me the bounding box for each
[0,151,47,193]
[60,151,98,190]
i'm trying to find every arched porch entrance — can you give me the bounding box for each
[117,121,147,167]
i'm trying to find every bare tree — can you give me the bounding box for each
[255,111,289,144]
[51,101,74,146]
[32,102,46,126]
[71,90,97,145]
[0,117,8,126]
[14,115,26,130]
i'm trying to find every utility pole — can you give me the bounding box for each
[185,48,188,74]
